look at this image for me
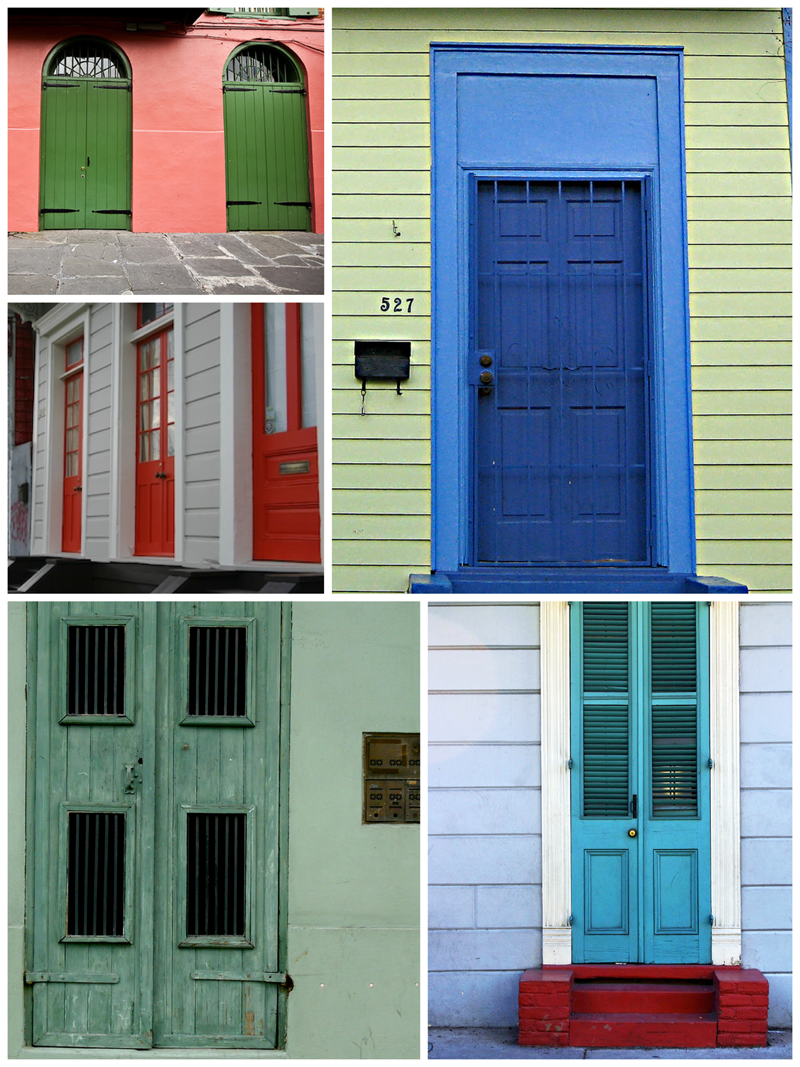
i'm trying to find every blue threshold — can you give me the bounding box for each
[408,569,749,594]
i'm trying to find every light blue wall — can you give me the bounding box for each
[739,601,792,1027]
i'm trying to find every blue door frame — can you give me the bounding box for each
[570,602,712,964]
[425,44,714,593]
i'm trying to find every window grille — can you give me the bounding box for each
[49,41,125,79]
[225,44,299,83]
[186,813,246,936]
[67,625,126,716]
[67,812,126,936]
[188,627,247,717]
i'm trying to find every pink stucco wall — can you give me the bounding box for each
[8,12,324,233]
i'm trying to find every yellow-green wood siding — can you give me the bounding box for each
[332,7,791,593]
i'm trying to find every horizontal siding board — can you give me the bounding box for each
[696,466,791,489]
[685,126,789,150]
[334,266,432,290]
[333,466,431,490]
[691,367,790,390]
[332,566,416,593]
[690,320,791,342]
[332,218,430,243]
[334,122,429,147]
[335,242,432,266]
[684,102,791,125]
[334,390,430,416]
[697,541,790,564]
[688,219,791,242]
[695,489,791,514]
[691,390,790,414]
[333,315,431,340]
[690,292,792,316]
[333,514,430,539]
[333,194,431,218]
[333,415,430,440]
[688,270,791,294]
[685,149,790,172]
[688,245,791,267]
[333,75,431,99]
[333,539,430,566]
[696,514,791,539]
[334,290,431,314]
[695,438,791,463]
[693,415,790,440]
[333,9,782,31]
[333,489,430,513]
[684,79,787,103]
[687,173,792,196]
[333,148,430,170]
[333,170,430,194]
[696,564,790,592]
[686,195,791,220]
[333,438,430,463]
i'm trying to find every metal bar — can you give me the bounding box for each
[214,629,221,716]
[192,972,287,983]
[223,815,229,927]
[223,629,231,715]
[204,628,210,716]
[204,814,210,934]
[232,815,239,936]
[214,813,220,934]
[195,815,200,934]
[82,813,89,935]
[26,972,121,984]
[112,812,120,936]
[101,812,108,934]
[93,627,99,716]
[233,630,240,717]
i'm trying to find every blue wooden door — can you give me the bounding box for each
[570,602,711,964]
[474,180,649,565]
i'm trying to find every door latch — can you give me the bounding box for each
[124,759,143,793]
[630,793,637,818]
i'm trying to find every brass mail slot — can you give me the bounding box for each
[279,460,310,475]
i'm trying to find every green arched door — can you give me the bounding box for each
[39,38,132,230]
[223,44,311,231]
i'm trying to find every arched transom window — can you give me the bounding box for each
[224,44,301,83]
[46,39,128,79]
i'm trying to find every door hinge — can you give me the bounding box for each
[709,915,715,925]
[192,971,287,984]
[92,83,132,91]
[42,81,80,89]
[707,757,714,769]
[273,201,312,207]
[39,208,80,215]
[227,200,262,206]
[270,88,306,95]
[223,85,257,92]
[567,757,573,770]
[26,971,120,984]
[92,209,132,215]
[567,915,574,927]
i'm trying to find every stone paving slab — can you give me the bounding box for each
[8,229,324,296]
[428,1028,792,1059]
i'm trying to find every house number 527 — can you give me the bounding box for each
[380,297,414,313]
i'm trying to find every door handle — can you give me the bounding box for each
[74,485,82,492]
[155,471,167,479]
[630,794,637,818]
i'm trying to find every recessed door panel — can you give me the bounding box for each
[571,602,711,964]
[473,180,649,565]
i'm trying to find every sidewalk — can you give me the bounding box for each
[8,229,324,296]
[428,1027,792,1059]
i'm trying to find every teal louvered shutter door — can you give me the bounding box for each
[571,602,638,962]
[572,602,711,964]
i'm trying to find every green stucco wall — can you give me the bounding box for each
[332,7,791,594]
[285,602,420,1058]
[8,603,420,1058]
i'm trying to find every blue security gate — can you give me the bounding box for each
[570,602,712,964]
[473,179,650,565]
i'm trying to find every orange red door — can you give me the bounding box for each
[135,325,175,556]
[61,338,84,552]
[252,304,320,562]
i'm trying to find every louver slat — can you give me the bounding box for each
[583,603,629,692]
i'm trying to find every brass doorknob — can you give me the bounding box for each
[628,828,637,837]
[480,371,493,385]
[479,355,493,367]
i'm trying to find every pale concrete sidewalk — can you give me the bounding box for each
[8,229,324,296]
[428,1027,792,1059]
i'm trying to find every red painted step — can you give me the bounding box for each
[549,963,716,981]
[569,1012,717,1048]
[572,980,715,1014]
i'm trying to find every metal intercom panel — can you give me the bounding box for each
[362,733,420,824]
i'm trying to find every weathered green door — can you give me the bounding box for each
[40,40,132,230]
[27,603,286,1050]
[223,44,311,231]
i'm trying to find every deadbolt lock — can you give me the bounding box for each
[628,828,637,837]
[479,371,494,385]
[479,355,493,367]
